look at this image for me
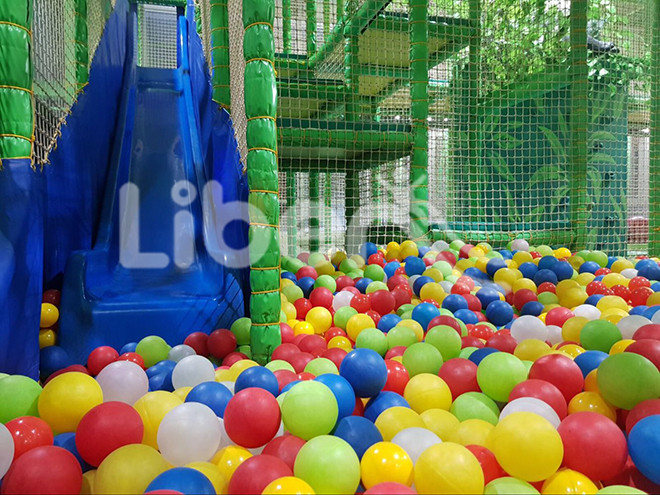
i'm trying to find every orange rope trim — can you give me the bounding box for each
[0,133,32,142]
[250,222,280,228]
[0,85,32,94]
[250,189,279,195]
[251,322,281,326]
[0,21,31,35]
[252,288,280,294]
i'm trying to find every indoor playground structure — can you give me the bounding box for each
[0,0,660,494]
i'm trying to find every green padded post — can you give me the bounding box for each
[286,172,297,253]
[75,0,89,92]
[344,6,360,248]
[409,0,429,240]
[650,0,660,254]
[243,0,280,363]
[324,174,332,247]
[211,0,230,108]
[323,0,330,40]
[568,0,589,250]
[306,0,316,58]
[345,0,390,36]
[310,172,320,252]
[0,0,33,163]
[467,0,481,223]
[282,0,291,53]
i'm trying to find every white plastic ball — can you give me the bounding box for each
[408,275,420,289]
[168,344,196,362]
[95,360,148,405]
[511,239,530,252]
[499,397,560,428]
[621,268,638,279]
[545,325,563,345]
[219,381,236,393]
[573,304,601,320]
[391,427,442,464]
[617,315,652,339]
[439,281,453,294]
[432,241,449,252]
[510,315,548,343]
[171,355,215,389]
[333,291,355,311]
[0,423,14,479]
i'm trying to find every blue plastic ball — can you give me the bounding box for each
[464,267,488,283]
[518,262,538,280]
[333,415,383,459]
[499,249,513,260]
[630,305,648,316]
[652,282,660,292]
[585,294,604,306]
[146,360,176,379]
[377,314,402,333]
[297,276,316,298]
[339,348,387,398]
[573,350,609,378]
[149,372,174,392]
[637,261,660,282]
[355,277,374,294]
[537,256,558,271]
[533,269,558,286]
[234,366,279,396]
[120,342,138,354]
[281,271,297,283]
[363,391,410,422]
[145,467,215,495]
[413,276,435,297]
[486,258,507,278]
[454,309,479,325]
[411,302,440,330]
[404,256,426,277]
[485,300,514,327]
[40,346,72,380]
[476,287,501,309]
[642,306,660,320]
[593,275,605,282]
[468,347,499,365]
[442,294,469,313]
[54,432,91,471]
[551,261,574,281]
[520,301,544,317]
[628,415,660,484]
[314,373,356,420]
[185,381,233,417]
[281,380,300,394]
[360,242,378,261]
[384,261,401,279]
[579,261,601,274]
[607,256,618,268]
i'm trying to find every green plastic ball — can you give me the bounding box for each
[397,304,415,317]
[339,259,358,273]
[537,292,559,306]
[363,264,385,282]
[304,357,339,376]
[476,352,527,403]
[314,275,337,292]
[449,240,465,251]
[281,381,339,440]
[597,353,660,410]
[586,250,609,268]
[282,284,304,303]
[425,325,462,361]
[308,252,327,267]
[386,325,418,349]
[402,342,444,377]
[450,391,500,424]
[294,435,361,494]
[265,360,295,372]
[458,346,478,359]
[237,345,252,359]
[365,281,388,294]
[135,335,171,368]
[355,328,388,356]
[484,477,540,494]
[0,375,42,423]
[231,317,252,346]
[334,307,358,330]
[579,320,622,353]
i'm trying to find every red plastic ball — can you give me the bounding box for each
[625,339,660,370]
[272,344,300,362]
[530,251,541,259]
[422,298,441,309]
[545,307,574,328]
[456,276,476,290]
[292,334,308,348]
[298,335,327,357]
[262,434,306,471]
[227,454,292,495]
[587,281,608,296]
[465,444,507,484]
[428,315,462,334]
[436,251,456,266]
[469,324,495,341]
[222,352,248,367]
[384,346,407,360]
[44,364,91,385]
[287,352,314,373]
[513,289,538,312]
[595,267,612,276]
[294,298,313,319]
[451,283,471,295]
[365,310,381,326]
[630,287,653,307]
[335,276,355,291]
[324,327,347,342]
[382,359,409,396]
[296,266,317,280]
[224,389,282,449]
[458,244,475,259]
[274,369,298,392]
[394,267,406,276]
[353,395,365,416]
[280,323,295,344]
[208,329,237,359]
[42,289,62,307]
[296,372,315,381]
[391,288,411,309]
[633,324,660,341]
[463,294,482,312]
[528,353,584,403]
[625,399,660,435]
[612,285,632,303]
[116,352,145,369]
[368,254,386,267]
[5,416,54,461]
[537,282,556,294]
[508,379,567,419]
[310,287,333,309]
[86,346,119,376]
[364,482,417,494]
[321,348,347,370]
[297,253,310,264]
[183,332,209,356]
[1,446,82,495]
[484,332,517,354]
[629,276,651,291]
[461,336,485,349]
[350,294,371,313]
[370,290,396,315]
[437,358,479,398]
[75,402,144,467]
[387,275,408,291]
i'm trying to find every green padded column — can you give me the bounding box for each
[286,172,297,253]
[244,0,280,363]
[306,0,316,58]
[467,0,481,223]
[309,172,320,252]
[0,0,33,162]
[409,0,429,240]
[568,0,588,250]
[282,0,291,53]
[75,0,88,92]
[344,11,359,249]
[211,0,230,108]
[650,0,660,254]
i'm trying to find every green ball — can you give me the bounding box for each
[580,320,622,352]
[433,261,453,278]
[399,310,413,321]
[450,391,500,424]
[277,391,288,408]
[237,345,252,359]
[402,342,444,377]
[294,435,361,495]
[449,240,465,251]
[305,357,339,376]
[397,304,415,317]
[135,335,171,368]
[425,325,462,361]
[282,284,304,303]
[596,486,646,494]
[0,375,42,422]
[347,270,363,280]
[587,250,609,268]
[575,250,590,261]
[386,325,418,349]
[476,352,527,402]
[536,245,554,257]
[445,275,459,284]
[484,477,540,494]
[308,252,327,267]
[458,346,478,359]
[456,319,468,337]
[289,258,306,274]
[339,259,358,273]
[281,381,339,440]
[537,292,559,306]
[363,264,385,282]
[0,373,8,381]
[365,281,388,294]
[266,359,295,372]
[597,353,660,410]
[231,317,252,346]
[334,307,358,330]
[315,275,337,292]
[355,328,388,356]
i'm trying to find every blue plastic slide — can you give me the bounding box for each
[59,2,248,363]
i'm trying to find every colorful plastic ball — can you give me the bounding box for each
[360,441,414,489]
[363,392,410,423]
[626,399,660,435]
[500,397,560,428]
[85,346,118,376]
[145,467,214,495]
[465,444,507,485]
[402,343,443,377]
[389,427,440,466]
[5,416,53,462]
[281,381,338,440]
[0,375,42,423]
[403,373,452,413]
[227,454,293,495]
[386,325,418,349]
[261,435,306,472]
[133,391,183,449]
[223,387,281,448]
[628,414,660,484]
[39,345,73,380]
[509,379,567,419]
[95,443,169,494]
[211,445,252,482]
[96,360,149,405]
[574,350,609,377]
[541,469,598,495]
[567,391,616,421]
[40,302,59,328]
[442,294,469,313]
[580,320,623,353]
[450,391,500,425]
[294,435,360,494]
[528,354,584,403]
[373,406,425,441]
[487,412,564,482]
[485,300,514,327]
[633,323,660,341]
[355,328,388,356]
[185,381,233,418]
[170,355,215,390]
[449,418,494,447]
[476,352,527,403]
[234,366,279,396]
[207,329,237,360]
[355,279,374,295]
[597,352,660,410]
[339,348,387,398]
[134,336,171,369]
[483,477,540,494]
[262,476,315,495]
[438,357,479,398]
[382,359,410,396]
[331,416,382,460]
[425,325,462,361]
[312,373,354,420]
[414,442,484,494]
[467,347,499,366]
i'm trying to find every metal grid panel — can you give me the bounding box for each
[138,4,178,69]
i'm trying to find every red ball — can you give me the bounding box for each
[629,276,651,291]
[437,358,479,398]
[296,266,318,280]
[273,369,298,392]
[224,389,282,449]
[272,344,301,362]
[587,281,607,296]
[298,335,327,357]
[612,285,632,303]
[545,307,574,327]
[465,444,507,484]
[630,287,653,307]
[528,354,584,403]
[368,254,386,267]
[625,399,660,435]
[86,346,119,376]
[222,352,248,367]
[341,286,360,296]
[280,323,295,344]
[458,244,475,259]
[436,251,456,266]
[508,379,567,419]
[558,411,628,481]
[296,372,315,381]
[297,253,310,264]
[310,287,333,309]
[469,324,495,341]
[292,334,308,348]
[370,290,396,316]
[391,288,411,309]
[294,298,313,319]
[633,324,660,341]
[116,352,145,369]
[451,283,471,295]
[384,346,407,359]
[227,454,292,495]
[486,332,517,354]
[207,329,237,360]
[75,402,144,466]
[364,482,417,494]
[387,275,408,292]
[320,348,347,370]
[513,289,538,312]
[350,294,371,313]
[5,416,54,461]
[422,298,441,309]
[382,359,409,395]
[1,446,82,495]
[43,364,91,385]
[461,336,485,349]
[325,327,347,342]
[262,434,306,471]
[365,310,381,326]
[595,267,612,276]
[428,315,462,334]
[537,282,556,294]
[335,276,355,291]
[463,294,482,312]
[184,332,209,356]
[456,276,476,290]
[42,289,62,307]
[625,339,660,370]
[287,352,314,373]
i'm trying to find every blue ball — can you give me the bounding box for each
[145,467,215,495]
[533,269,558,286]
[468,347,499,365]
[638,261,660,282]
[454,308,479,325]
[607,256,618,268]
[418,246,431,257]
[485,300,514,327]
[315,373,356,420]
[652,282,660,292]
[442,294,469,313]
[538,256,558,271]
[642,306,660,320]
[339,348,387,398]
[53,433,91,471]
[297,276,316,298]
[364,391,410,422]
[234,366,279,396]
[146,360,176,379]
[40,346,72,380]
[360,242,378,261]
[149,371,174,392]
[573,350,609,378]
[498,249,513,260]
[630,305,648,316]
[486,258,507,278]
[281,271,297,283]
[628,415,660,484]
[333,416,383,459]
[120,342,138,354]
[404,256,426,277]
[520,301,544,317]
[635,259,657,271]
[281,380,300,394]
[384,261,401,279]
[411,302,440,330]
[579,261,601,274]
[593,275,605,282]
[186,381,233,417]
[378,314,401,333]
[355,278,374,294]
[413,276,435,297]
[518,262,538,280]
[476,287,501,309]
[585,294,604,306]
[464,267,488,283]
[551,261,574,281]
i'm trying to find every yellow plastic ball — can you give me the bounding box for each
[328,336,353,352]
[600,308,629,324]
[647,292,660,306]
[283,302,297,321]
[350,254,366,269]
[230,359,259,380]
[400,241,419,259]
[420,408,460,441]
[404,373,452,413]
[414,442,485,495]
[512,278,537,294]
[375,406,425,441]
[346,314,375,342]
[133,391,183,449]
[449,419,494,447]
[611,259,634,273]
[94,444,169,495]
[185,462,228,494]
[361,442,414,489]
[560,288,588,309]
[487,412,564,482]
[39,329,56,348]
[602,273,627,289]
[556,280,580,298]
[172,386,193,401]
[475,257,490,274]
[568,255,586,270]
[40,302,59,328]
[263,476,315,495]
[419,282,445,304]
[514,339,551,362]
[422,268,443,283]
[281,279,294,290]
[38,372,104,433]
[331,250,347,267]
[293,321,315,336]
[390,355,403,364]
[397,319,424,342]
[542,468,598,495]
[315,261,335,276]
[538,312,547,324]
[576,272,596,286]
[212,445,252,481]
[477,242,492,254]
[568,392,616,421]
[306,307,332,335]
[562,317,589,343]
[583,369,599,393]
[385,247,400,262]
[455,259,476,272]
[554,247,572,259]
[214,368,233,382]
[468,247,486,258]
[80,469,95,495]
[494,269,522,293]
[513,251,533,266]
[609,339,635,355]
[558,344,585,359]
[596,295,628,313]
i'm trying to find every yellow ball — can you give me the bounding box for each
[514,339,551,362]
[422,268,443,283]
[350,254,366,269]
[39,329,56,348]
[230,359,259,380]
[542,468,598,495]
[476,242,492,254]
[609,339,635,355]
[375,407,425,441]
[403,373,452,413]
[38,372,103,433]
[40,302,59,328]
[400,240,419,259]
[512,278,537,294]
[560,288,588,308]
[562,317,589,343]
[584,369,600,393]
[596,295,628,312]
[306,307,332,335]
[647,292,660,306]
[263,476,315,495]
[315,261,335,276]
[600,308,629,324]
[449,419,494,447]
[331,250,347,267]
[558,344,585,359]
[94,444,169,495]
[456,259,476,272]
[414,442,485,495]
[420,408,460,441]
[214,368,233,382]
[281,279,294,291]
[80,469,95,495]
[568,391,616,421]
[494,269,522,293]
[468,247,486,258]
[576,272,596,286]
[328,336,353,353]
[568,255,586,270]
[185,462,228,494]
[385,247,400,262]
[419,282,445,304]
[556,280,580,298]
[602,273,627,289]
[360,442,414,489]
[294,321,315,336]
[513,251,533,266]
[212,445,252,481]
[475,257,490,273]
[397,319,424,342]
[346,314,375,342]
[172,386,193,401]
[133,391,183,449]
[554,247,572,259]
[283,302,297,321]
[611,259,634,273]
[487,412,564,482]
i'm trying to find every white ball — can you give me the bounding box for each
[652,312,660,325]
[618,315,652,339]
[332,291,355,311]
[511,239,530,252]
[0,423,14,479]
[432,240,449,252]
[216,417,235,450]
[219,381,236,393]
[171,355,215,389]
[157,402,222,466]
[573,304,601,320]
[621,268,638,279]
[391,427,442,464]
[510,315,548,343]
[545,325,563,345]
[168,344,196,362]
[96,360,148,405]
[500,397,560,428]
[439,281,453,294]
